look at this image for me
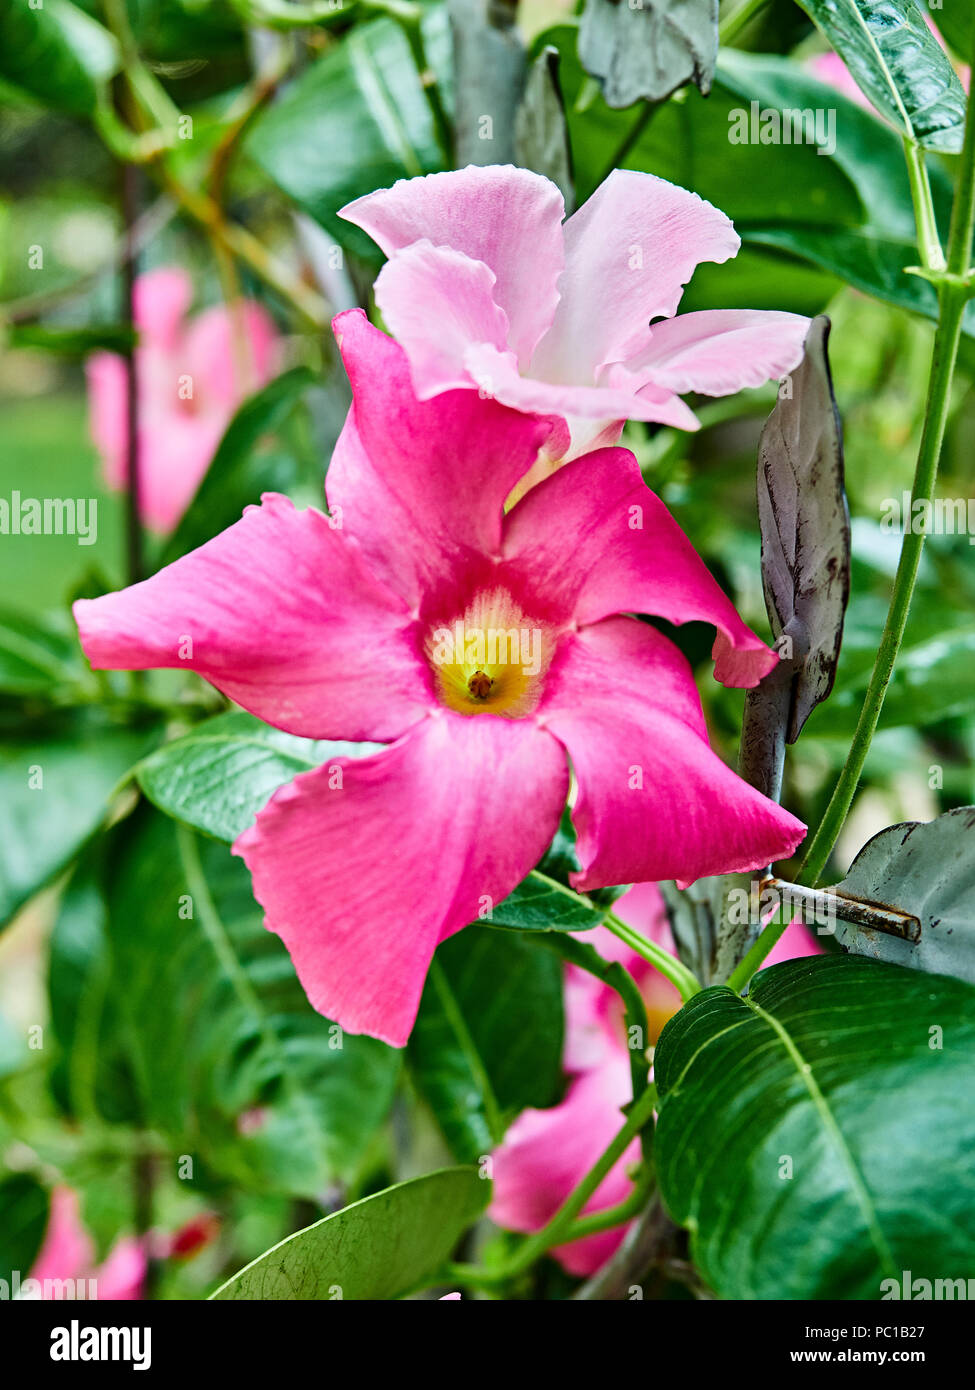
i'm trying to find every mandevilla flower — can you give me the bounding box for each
[73,311,805,1047]
[28,1187,146,1300]
[490,887,823,1277]
[340,164,810,482]
[87,267,279,533]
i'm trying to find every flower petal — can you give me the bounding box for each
[621,309,809,396]
[529,169,739,386]
[183,299,280,405]
[234,712,568,1047]
[537,618,806,888]
[339,165,565,364]
[132,266,193,349]
[73,493,429,741]
[372,241,511,397]
[489,1053,638,1276]
[329,311,553,607]
[503,446,775,687]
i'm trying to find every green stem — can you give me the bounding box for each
[903,138,946,272]
[447,1083,658,1287]
[604,913,702,1003]
[719,0,768,45]
[725,902,785,994]
[797,286,966,887]
[795,33,975,889]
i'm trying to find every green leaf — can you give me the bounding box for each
[831,807,975,983]
[408,925,564,1162]
[0,1174,49,1285]
[0,607,90,697]
[794,0,967,150]
[62,807,401,1195]
[136,710,382,843]
[654,955,975,1298]
[0,0,118,116]
[0,716,158,928]
[807,624,975,733]
[936,6,973,63]
[246,12,449,262]
[161,367,324,565]
[211,1166,488,1299]
[514,45,574,210]
[578,0,718,107]
[7,323,135,356]
[488,807,625,931]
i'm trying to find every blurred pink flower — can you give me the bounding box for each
[29,1187,146,1300]
[74,311,804,1047]
[87,267,279,533]
[489,885,824,1276]
[340,165,808,484]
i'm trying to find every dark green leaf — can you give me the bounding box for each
[0,716,158,927]
[794,0,967,150]
[578,0,718,108]
[655,955,975,1298]
[408,925,564,1162]
[85,807,400,1195]
[136,710,382,843]
[211,1166,488,1299]
[246,12,449,261]
[0,0,117,116]
[0,1175,49,1286]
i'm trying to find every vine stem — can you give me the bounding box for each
[794,20,975,892]
[444,1083,658,1288]
[719,0,768,45]
[604,913,702,1003]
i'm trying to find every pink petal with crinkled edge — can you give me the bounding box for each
[339,165,565,365]
[489,1051,638,1276]
[529,169,740,388]
[502,445,774,688]
[233,712,569,1048]
[537,618,805,889]
[618,309,809,397]
[73,492,430,741]
[329,311,553,608]
[372,241,511,398]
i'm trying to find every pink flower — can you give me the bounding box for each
[339,165,809,479]
[28,1187,146,1300]
[490,886,823,1276]
[87,267,279,533]
[73,311,805,1047]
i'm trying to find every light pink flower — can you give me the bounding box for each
[87,267,279,533]
[490,886,824,1276]
[340,165,809,477]
[28,1187,146,1300]
[73,311,804,1047]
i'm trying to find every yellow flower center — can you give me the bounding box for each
[425,587,554,718]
